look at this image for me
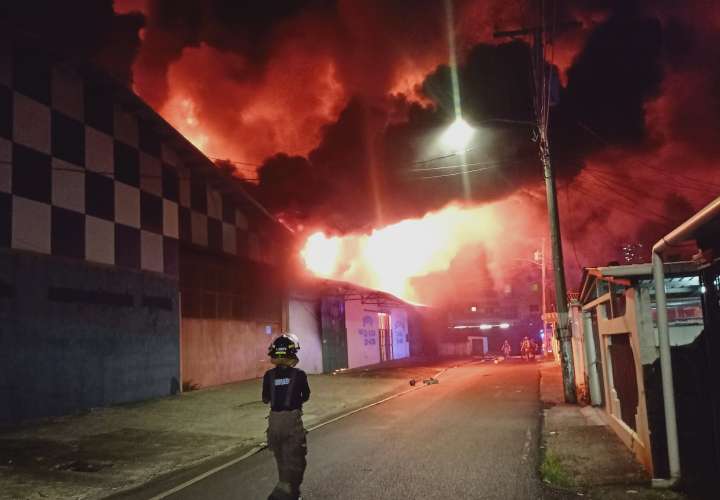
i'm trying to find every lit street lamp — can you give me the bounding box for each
[440,117,475,153]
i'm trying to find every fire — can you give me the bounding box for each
[299,201,528,303]
[301,232,342,277]
[160,94,209,152]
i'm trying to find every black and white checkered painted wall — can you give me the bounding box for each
[0,45,270,277]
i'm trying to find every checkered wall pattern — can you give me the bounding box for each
[0,46,256,276]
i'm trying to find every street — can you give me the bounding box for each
[145,360,560,500]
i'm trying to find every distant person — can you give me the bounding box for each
[520,336,531,361]
[262,334,311,500]
[501,340,512,359]
[529,338,538,360]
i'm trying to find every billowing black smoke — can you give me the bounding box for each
[252,5,671,233]
[0,1,144,84]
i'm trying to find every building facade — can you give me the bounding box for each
[446,260,546,355]
[287,280,418,374]
[0,40,289,422]
[576,261,718,496]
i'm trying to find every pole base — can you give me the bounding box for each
[651,477,679,489]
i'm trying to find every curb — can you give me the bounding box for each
[143,361,471,499]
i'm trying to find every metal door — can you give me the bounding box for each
[471,338,485,355]
[320,297,348,373]
[378,313,393,362]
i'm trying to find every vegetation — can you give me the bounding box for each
[540,452,575,489]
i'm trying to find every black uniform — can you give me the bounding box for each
[262,366,311,500]
[262,367,311,411]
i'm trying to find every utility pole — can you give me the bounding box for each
[538,238,548,354]
[540,124,576,403]
[495,8,579,403]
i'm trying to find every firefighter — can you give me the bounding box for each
[529,338,538,360]
[262,334,311,500]
[501,339,512,359]
[520,336,531,361]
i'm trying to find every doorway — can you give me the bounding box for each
[378,312,393,362]
[468,336,488,356]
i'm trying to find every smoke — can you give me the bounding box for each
[6,1,720,298]
[1,1,144,85]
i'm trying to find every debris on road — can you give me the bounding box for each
[422,378,439,385]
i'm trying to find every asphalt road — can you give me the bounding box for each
[152,360,567,500]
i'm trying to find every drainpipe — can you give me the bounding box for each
[651,251,680,486]
[582,312,602,406]
[651,195,720,486]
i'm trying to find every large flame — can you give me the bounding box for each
[300,198,542,304]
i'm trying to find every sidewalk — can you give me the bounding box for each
[539,364,685,499]
[0,357,465,500]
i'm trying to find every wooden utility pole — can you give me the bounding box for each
[495,12,579,403]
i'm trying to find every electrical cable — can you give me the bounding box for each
[0,159,259,182]
[410,155,535,172]
[411,164,505,180]
[562,178,583,271]
[576,121,720,192]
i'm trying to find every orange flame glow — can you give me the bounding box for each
[300,199,543,304]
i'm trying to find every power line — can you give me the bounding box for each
[577,121,720,192]
[0,159,260,181]
[410,155,535,172]
[412,119,536,166]
[562,178,583,271]
[410,164,504,180]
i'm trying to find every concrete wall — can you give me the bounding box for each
[0,250,180,424]
[180,318,279,388]
[581,288,654,475]
[289,298,323,374]
[345,300,381,369]
[438,341,470,357]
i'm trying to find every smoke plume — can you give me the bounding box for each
[5,1,720,296]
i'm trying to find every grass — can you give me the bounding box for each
[540,452,575,489]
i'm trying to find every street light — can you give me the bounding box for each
[440,117,475,153]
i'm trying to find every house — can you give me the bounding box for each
[0,38,291,423]
[573,196,720,496]
[287,278,435,373]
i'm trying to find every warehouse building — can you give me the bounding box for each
[0,39,291,423]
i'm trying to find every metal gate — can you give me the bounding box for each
[320,297,348,373]
[674,263,720,495]
[378,312,393,362]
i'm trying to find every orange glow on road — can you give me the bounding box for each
[299,200,537,303]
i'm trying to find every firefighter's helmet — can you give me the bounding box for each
[268,334,300,361]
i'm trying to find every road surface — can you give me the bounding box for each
[131,360,567,500]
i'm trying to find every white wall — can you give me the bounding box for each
[391,307,410,360]
[289,298,324,374]
[345,300,381,369]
